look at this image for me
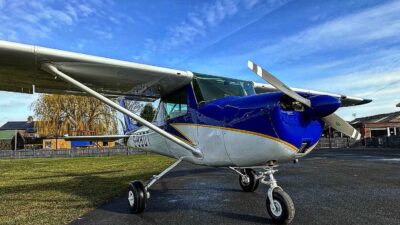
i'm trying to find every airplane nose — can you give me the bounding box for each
[270,104,324,153]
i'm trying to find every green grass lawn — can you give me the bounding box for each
[0,154,174,225]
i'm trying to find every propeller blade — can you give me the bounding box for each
[248,60,311,108]
[322,113,361,140]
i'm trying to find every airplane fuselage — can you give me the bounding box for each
[126,74,331,167]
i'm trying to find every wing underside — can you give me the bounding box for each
[0,41,193,100]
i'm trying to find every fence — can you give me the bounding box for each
[317,136,400,148]
[0,146,145,159]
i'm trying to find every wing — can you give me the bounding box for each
[253,82,371,107]
[0,41,192,100]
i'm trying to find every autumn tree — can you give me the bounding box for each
[32,94,118,137]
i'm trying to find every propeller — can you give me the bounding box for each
[248,61,311,107]
[247,60,361,140]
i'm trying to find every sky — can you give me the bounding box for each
[0,0,400,127]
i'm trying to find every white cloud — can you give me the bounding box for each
[243,0,261,9]
[247,1,400,64]
[134,0,287,61]
[162,0,241,51]
[0,0,105,41]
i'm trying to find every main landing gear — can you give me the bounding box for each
[231,166,295,224]
[128,157,183,214]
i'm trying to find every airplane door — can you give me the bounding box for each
[197,125,232,165]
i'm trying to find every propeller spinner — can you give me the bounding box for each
[247,60,361,140]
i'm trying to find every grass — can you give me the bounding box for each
[0,154,174,225]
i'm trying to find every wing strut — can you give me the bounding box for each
[41,63,203,158]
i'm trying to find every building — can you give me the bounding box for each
[0,117,39,150]
[42,138,115,150]
[350,111,400,138]
[0,130,24,150]
[0,117,117,150]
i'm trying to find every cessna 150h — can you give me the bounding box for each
[0,41,370,224]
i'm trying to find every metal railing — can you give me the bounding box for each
[317,136,400,148]
[0,147,146,159]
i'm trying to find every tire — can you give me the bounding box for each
[239,169,259,192]
[266,188,295,224]
[128,180,147,214]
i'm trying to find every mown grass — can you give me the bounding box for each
[0,154,174,225]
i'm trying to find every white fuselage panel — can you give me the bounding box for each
[127,124,305,167]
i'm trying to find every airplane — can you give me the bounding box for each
[0,40,371,224]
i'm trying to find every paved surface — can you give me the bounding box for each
[70,148,400,225]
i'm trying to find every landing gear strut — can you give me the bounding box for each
[128,157,183,214]
[231,166,295,224]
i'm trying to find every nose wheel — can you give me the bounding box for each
[266,188,295,224]
[231,166,295,224]
[261,166,295,224]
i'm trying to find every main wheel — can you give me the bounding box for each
[266,188,295,224]
[128,180,147,213]
[239,169,259,192]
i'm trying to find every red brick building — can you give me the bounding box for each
[350,111,400,138]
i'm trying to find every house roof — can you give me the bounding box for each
[351,111,400,124]
[0,130,16,140]
[0,121,35,130]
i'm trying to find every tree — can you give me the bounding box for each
[32,94,118,137]
[140,103,155,122]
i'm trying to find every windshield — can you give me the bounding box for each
[193,73,255,104]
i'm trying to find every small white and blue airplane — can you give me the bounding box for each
[0,41,370,224]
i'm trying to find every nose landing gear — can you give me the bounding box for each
[261,167,295,224]
[231,166,295,224]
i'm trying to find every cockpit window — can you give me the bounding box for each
[193,73,255,104]
[162,87,187,119]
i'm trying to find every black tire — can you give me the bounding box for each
[239,169,259,192]
[128,180,147,214]
[266,188,295,224]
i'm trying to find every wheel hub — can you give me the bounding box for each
[271,200,282,217]
[128,190,135,206]
[241,175,250,185]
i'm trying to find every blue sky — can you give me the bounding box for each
[0,0,400,126]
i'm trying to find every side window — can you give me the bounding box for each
[163,88,188,119]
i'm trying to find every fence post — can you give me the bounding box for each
[328,127,332,148]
